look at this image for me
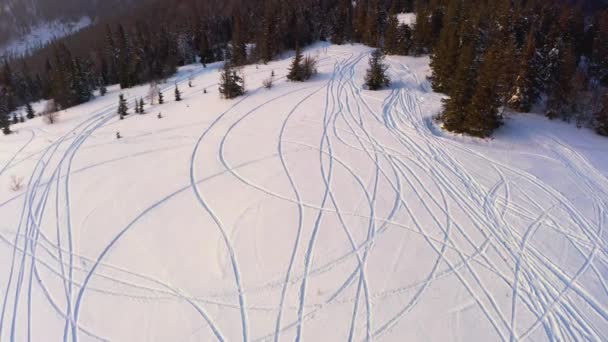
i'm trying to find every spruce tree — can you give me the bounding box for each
[118,94,128,117]
[26,102,35,119]
[219,62,245,99]
[464,47,503,137]
[158,90,164,104]
[365,49,390,90]
[100,82,107,96]
[175,84,182,101]
[595,92,608,136]
[139,98,145,113]
[287,46,304,82]
[199,32,214,67]
[134,99,140,114]
[508,31,542,112]
[383,2,400,55]
[441,42,477,134]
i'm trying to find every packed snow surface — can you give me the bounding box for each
[1,43,607,341]
[0,17,91,57]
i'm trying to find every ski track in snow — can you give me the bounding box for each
[0,44,607,341]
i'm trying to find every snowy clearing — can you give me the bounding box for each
[1,43,607,341]
[397,13,416,27]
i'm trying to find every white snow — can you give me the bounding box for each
[397,13,416,27]
[1,43,607,341]
[0,17,91,58]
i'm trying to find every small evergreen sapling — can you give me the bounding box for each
[26,102,35,119]
[365,49,390,90]
[175,84,182,101]
[118,94,128,118]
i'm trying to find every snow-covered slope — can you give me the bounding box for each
[1,43,607,341]
[0,17,91,57]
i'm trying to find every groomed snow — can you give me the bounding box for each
[1,43,607,341]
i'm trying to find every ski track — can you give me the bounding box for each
[1,46,606,341]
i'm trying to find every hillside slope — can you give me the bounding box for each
[0,44,607,341]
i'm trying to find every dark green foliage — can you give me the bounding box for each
[463,47,503,138]
[174,84,182,101]
[365,49,390,91]
[158,90,164,104]
[199,32,214,67]
[508,32,542,112]
[287,46,305,82]
[26,102,35,119]
[440,42,477,134]
[139,98,145,113]
[595,92,608,136]
[100,82,107,96]
[117,94,128,117]
[134,99,140,114]
[219,62,245,99]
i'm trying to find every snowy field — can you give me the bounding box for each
[1,43,607,341]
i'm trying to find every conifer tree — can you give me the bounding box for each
[384,4,400,55]
[595,92,608,136]
[158,90,164,104]
[231,11,248,66]
[118,94,128,117]
[219,61,245,99]
[134,99,140,114]
[287,46,304,82]
[26,102,35,119]
[464,47,503,137]
[365,49,390,90]
[175,84,182,101]
[441,42,477,133]
[508,31,542,112]
[100,80,107,96]
[139,98,145,113]
[199,32,214,67]
[331,0,352,45]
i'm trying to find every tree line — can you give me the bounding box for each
[1,0,607,138]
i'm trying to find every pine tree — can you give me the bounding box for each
[508,31,542,112]
[158,90,164,104]
[219,61,245,99]
[231,11,248,66]
[99,80,107,96]
[331,0,352,45]
[26,102,35,119]
[546,43,577,121]
[595,91,608,136]
[287,46,304,82]
[464,47,503,137]
[134,99,140,114]
[365,49,390,90]
[174,84,182,101]
[441,42,477,134]
[139,98,145,113]
[384,4,400,55]
[200,32,214,67]
[118,94,128,117]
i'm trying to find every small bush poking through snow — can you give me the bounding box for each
[9,175,24,192]
[263,74,274,89]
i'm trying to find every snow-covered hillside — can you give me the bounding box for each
[1,43,607,341]
[0,17,91,58]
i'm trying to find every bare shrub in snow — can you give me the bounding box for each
[43,100,59,124]
[148,82,160,105]
[302,55,318,80]
[263,75,274,89]
[9,175,23,192]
